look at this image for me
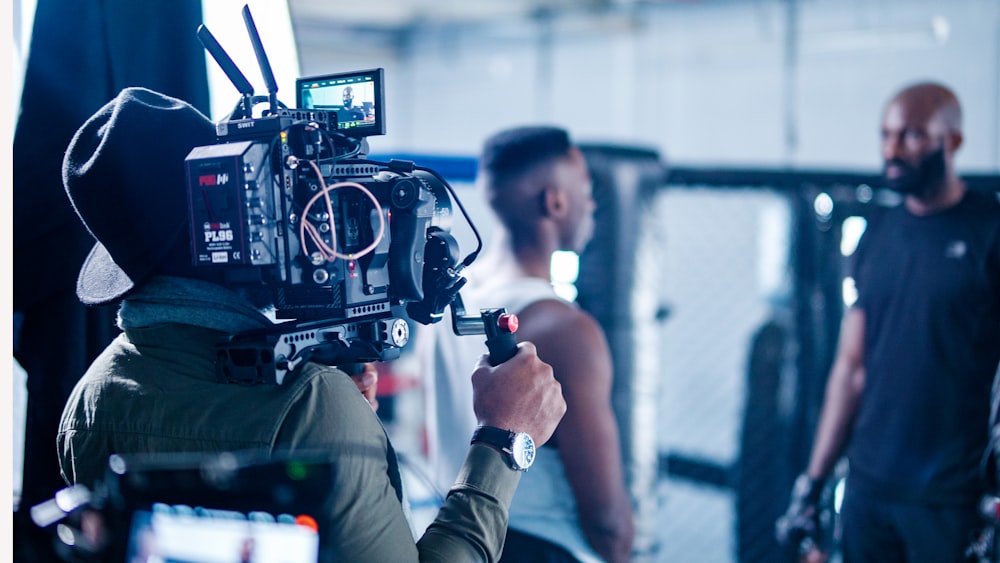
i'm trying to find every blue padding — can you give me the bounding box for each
[370,153,479,183]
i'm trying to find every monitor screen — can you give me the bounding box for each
[108,451,333,563]
[126,504,319,563]
[297,68,385,138]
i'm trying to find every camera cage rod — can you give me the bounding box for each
[450,297,520,366]
[213,300,516,385]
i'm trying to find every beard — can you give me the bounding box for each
[883,146,947,196]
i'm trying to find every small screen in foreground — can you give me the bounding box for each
[125,503,320,562]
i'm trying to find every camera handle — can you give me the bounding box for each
[482,309,519,366]
[450,294,519,365]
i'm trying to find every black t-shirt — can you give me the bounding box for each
[848,189,1000,504]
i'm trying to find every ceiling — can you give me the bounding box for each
[286,0,701,33]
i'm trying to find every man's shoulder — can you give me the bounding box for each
[274,363,390,454]
[519,298,595,327]
[292,362,383,415]
[64,336,144,397]
[516,299,609,360]
[294,362,366,396]
[963,189,1000,219]
[514,293,576,317]
[965,188,1000,206]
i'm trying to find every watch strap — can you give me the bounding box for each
[471,425,515,450]
[471,425,535,471]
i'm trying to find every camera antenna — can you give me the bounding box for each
[242,4,279,116]
[197,24,255,120]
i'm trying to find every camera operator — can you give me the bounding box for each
[55,86,567,562]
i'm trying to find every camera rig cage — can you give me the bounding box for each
[188,5,517,384]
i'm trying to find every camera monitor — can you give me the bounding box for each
[296,68,385,137]
[112,451,334,562]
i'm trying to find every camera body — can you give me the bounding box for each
[187,9,483,381]
[186,110,451,321]
[184,80,463,379]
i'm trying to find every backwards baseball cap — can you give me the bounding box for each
[63,87,216,305]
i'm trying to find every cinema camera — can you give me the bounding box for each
[190,6,517,384]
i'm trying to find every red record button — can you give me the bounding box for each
[498,313,518,333]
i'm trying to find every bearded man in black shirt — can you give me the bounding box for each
[777,82,1000,563]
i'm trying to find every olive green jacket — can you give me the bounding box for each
[57,277,519,562]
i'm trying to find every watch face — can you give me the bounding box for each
[511,432,536,470]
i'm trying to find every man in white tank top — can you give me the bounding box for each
[419,126,634,563]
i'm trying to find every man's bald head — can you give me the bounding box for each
[887,81,962,134]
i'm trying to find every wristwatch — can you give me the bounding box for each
[471,425,536,471]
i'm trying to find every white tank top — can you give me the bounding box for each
[421,276,602,563]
